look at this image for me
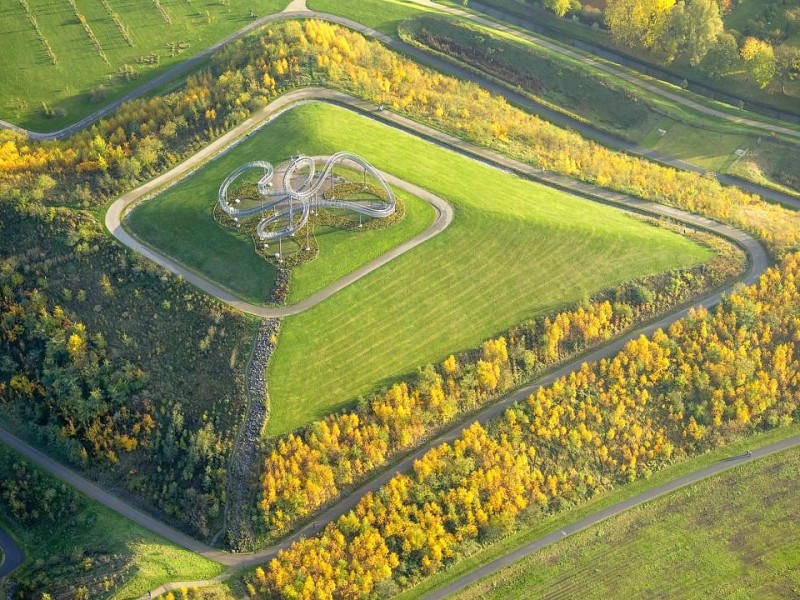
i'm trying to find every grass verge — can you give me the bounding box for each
[306,0,430,34]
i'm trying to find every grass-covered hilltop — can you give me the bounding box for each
[1,2,799,599]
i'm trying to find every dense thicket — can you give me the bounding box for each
[256,252,800,599]
[0,455,80,525]
[0,445,136,599]
[0,198,249,538]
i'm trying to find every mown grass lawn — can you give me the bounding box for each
[126,123,435,305]
[261,103,713,435]
[456,441,800,600]
[0,0,291,130]
[644,122,749,172]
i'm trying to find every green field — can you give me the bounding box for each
[307,0,428,35]
[260,103,713,435]
[457,443,800,600]
[402,15,800,194]
[0,0,291,130]
[0,444,223,600]
[126,128,436,306]
[642,122,748,172]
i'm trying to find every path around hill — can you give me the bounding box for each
[104,92,454,318]
[0,6,797,598]
[1,84,781,598]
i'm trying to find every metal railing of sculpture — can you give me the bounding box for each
[218,153,396,242]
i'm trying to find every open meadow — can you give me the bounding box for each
[127,99,715,435]
[0,0,290,130]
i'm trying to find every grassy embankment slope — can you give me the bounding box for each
[129,101,713,436]
[0,0,291,130]
[248,103,712,435]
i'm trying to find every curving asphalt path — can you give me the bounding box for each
[0,88,779,600]
[428,433,800,599]
[105,94,453,318]
[0,528,24,579]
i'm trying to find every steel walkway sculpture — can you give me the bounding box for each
[218,152,395,241]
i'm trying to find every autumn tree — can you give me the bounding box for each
[605,0,677,50]
[543,0,574,18]
[741,37,777,89]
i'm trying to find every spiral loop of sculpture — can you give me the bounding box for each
[218,153,395,242]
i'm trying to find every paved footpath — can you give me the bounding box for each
[0,528,25,579]
[105,91,454,318]
[0,88,782,599]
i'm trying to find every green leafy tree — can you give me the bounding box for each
[775,44,800,94]
[677,0,724,65]
[544,0,574,17]
[741,37,777,89]
[701,32,741,79]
